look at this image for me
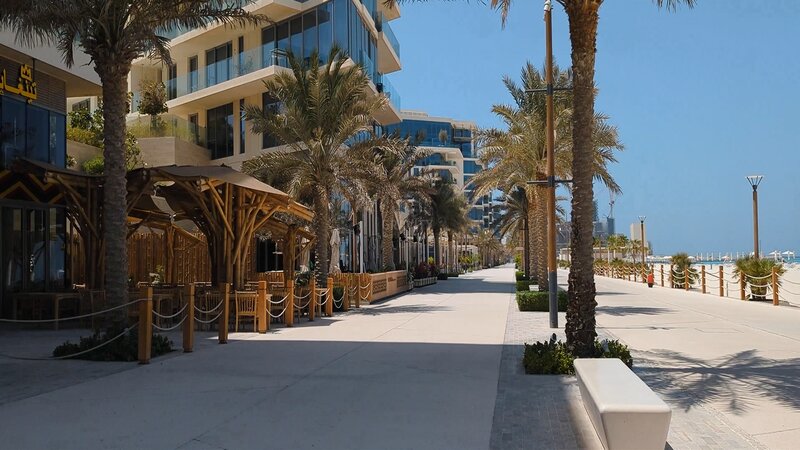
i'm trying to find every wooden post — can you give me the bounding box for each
[219,283,230,343]
[701,265,706,294]
[719,265,724,297]
[309,278,316,322]
[660,264,664,287]
[343,276,350,312]
[286,279,294,327]
[257,280,268,333]
[183,283,195,352]
[138,286,153,364]
[684,267,689,291]
[772,266,779,306]
[740,274,746,300]
[355,275,361,308]
[326,277,334,317]
[669,264,673,288]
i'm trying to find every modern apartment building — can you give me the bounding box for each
[384,110,489,231]
[120,0,402,169]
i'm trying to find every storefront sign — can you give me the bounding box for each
[0,64,37,101]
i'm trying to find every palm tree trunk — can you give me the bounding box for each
[447,231,454,273]
[526,193,538,282]
[313,187,331,285]
[380,199,395,271]
[564,2,600,358]
[535,188,548,291]
[433,227,441,268]
[98,65,131,317]
[523,218,531,280]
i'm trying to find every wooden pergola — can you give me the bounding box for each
[126,165,314,288]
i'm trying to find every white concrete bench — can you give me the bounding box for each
[574,358,671,450]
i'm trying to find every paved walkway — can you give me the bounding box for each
[592,273,800,449]
[0,268,510,450]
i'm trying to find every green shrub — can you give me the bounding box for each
[733,256,786,300]
[444,272,460,278]
[516,280,540,291]
[523,333,634,375]
[515,271,528,281]
[516,290,567,312]
[437,273,449,281]
[53,326,172,361]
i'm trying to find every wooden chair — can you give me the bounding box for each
[234,290,258,332]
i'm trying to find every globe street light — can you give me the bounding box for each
[746,175,763,259]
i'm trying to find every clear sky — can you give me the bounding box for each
[390,0,800,256]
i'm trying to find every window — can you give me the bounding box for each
[276,22,289,53]
[26,105,49,163]
[207,103,234,159]
[239,99,246,154]
[167,63,177,99]
[49,112,65,166]
[303,11,317,63]
[262,94,281,149]
[188,56,198,93]
[262,26,276,67]
[318,3,332,63]
[333,0,349,51]
[237,36,245,75]
[71,99,90,112]
[188,114,199,145]
[206,42,232,86]
[1,96,26,166]
[290,17,303,58]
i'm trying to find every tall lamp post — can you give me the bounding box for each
[746,176,763,259]
[638,216,646,282]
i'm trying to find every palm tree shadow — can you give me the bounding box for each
[634,349,800,415]
[597,306,671,316]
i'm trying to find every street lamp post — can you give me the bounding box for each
[638,216,646,282]
[746,176,763,259]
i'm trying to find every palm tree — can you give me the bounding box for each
[426,181,464,268]
[242,47,396,284]
[445,193,470,273]
[0,0,262,310]
[492,188,530,279]
[472,61,622,291]
[365,145,432,271]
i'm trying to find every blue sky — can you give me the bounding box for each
[391,0,800,256]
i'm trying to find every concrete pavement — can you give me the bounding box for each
[0,267,511,450]
[592,273,800,449]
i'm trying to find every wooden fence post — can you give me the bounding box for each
[355,275,362,308]
[660,264,664,287]
[286,279,294,327]
[669,264,674,288]
[719,266,724,297]
[309,278,316,322]
[138,286,153,364]
[684,267,689,291]
[326,277,334,317]
[183,283,195,352]
[343,276,350,312]
[740,274,746,300]
[772,267,779,306]
[257,280,267,333]
[701,265,706,294]
[219,283,229,343]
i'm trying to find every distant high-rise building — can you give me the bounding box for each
[630,222,647,243]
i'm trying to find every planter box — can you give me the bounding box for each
[413,277,437,288]
[367,270,411,302]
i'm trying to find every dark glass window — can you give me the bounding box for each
[276,22,289,53]
[48,208,66,290]
[1,96,26,166]
[290,17,303,58]
[239,99,246,154]
[262,26,275,67]
[237,36,245,75]
[262,93,281,149]
[303,11,317,63]
[167,63,177,99]
[188,56,198,93]
[333,0,349,52]
[464,161,480,174]
[27,208,46,291]
[206,103,234,159]
[318,3,332,62]
[26,105,49,162]
[206,42,232,86]
[188,114,199,145]
[49,112,65,167]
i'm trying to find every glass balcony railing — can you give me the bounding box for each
[131,47,290,110]
[127,114,208,147]
[382,20,400,58]
[377,74,401,111]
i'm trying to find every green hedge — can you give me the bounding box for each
[516,280,543,292]
[523,333,633,375]
[515,271,527,281]
[516,290,568,312]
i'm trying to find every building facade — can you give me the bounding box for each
[0,36,101,317]
[119,0,402,169]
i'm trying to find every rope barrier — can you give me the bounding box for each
[268,294,290,305]
[0,297,144,324]
[152,303,188,320]
[194,300,223,315]
[266,305,288,319]
[195,310,224,324]
[0,321,139,361]
[152,315,187,332]
[745,273,773,281]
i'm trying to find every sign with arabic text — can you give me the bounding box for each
[0,63,37,101]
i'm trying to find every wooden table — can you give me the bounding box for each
[11,292,82,330]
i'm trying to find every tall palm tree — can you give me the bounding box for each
[472,61,622,291]
[365,145,432,271]
[0,0,262,309]
[445,192,470,273]
[492,188,530,279]
[242,47,397,284]
[426,181,464,268]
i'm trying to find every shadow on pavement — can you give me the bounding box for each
[635,348,800,414]
[597,305,672,316]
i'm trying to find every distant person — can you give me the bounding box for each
[647,271,655,288]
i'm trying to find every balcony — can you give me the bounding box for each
[376,74,401,112]
[377,19,401,74]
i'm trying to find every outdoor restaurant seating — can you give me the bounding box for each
[234,290,258,332]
